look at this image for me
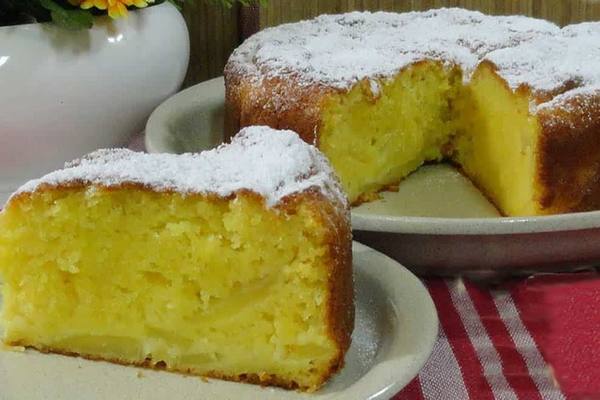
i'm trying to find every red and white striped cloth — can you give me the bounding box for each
[394,274,600,400]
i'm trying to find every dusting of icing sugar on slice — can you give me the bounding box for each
[227,8,559,91]
[11,126,347,209]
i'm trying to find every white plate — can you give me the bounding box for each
[0,242,438,400]
[145,77,600,276]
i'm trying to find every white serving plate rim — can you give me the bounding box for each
[145,76,225,155]
[145,76,600,237]
[351,211,600,235]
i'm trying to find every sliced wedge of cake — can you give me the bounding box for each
[0,126,353,392]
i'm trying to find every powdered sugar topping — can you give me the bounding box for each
[485,22,600,94]
[13,126,347,208]
[228,8,600,110]
[228,8,559,90]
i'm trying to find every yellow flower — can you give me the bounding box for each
[69,0,155,19]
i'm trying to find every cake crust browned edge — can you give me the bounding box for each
[224,62,340,146]
[3,183,354,393]
[535,93,600,214]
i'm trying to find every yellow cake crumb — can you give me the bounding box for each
[0,185,352,391]
[317,60,542,214]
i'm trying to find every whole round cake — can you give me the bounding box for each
[225,8,600,216]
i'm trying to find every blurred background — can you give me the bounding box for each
[181,0,600,86]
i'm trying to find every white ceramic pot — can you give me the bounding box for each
[0,2,189,205]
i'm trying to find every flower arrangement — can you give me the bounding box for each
[0,0,263,29]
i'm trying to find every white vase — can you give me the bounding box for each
[0,2,189,205]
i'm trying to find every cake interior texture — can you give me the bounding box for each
[318,60,542,215]
[320,62,461,203]
[0,186,346,391]
[453,63,540,216]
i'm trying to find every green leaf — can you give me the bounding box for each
[39,0,93,30]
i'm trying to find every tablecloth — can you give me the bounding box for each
[395,274,600,400]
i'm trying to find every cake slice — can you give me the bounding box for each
[0,126,353,392]
[454,28,600,215]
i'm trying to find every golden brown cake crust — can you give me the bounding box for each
[224,71,338,145]
[5,184,354,392]
[536,93,600,214]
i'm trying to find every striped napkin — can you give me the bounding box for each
[395,275,600,400]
